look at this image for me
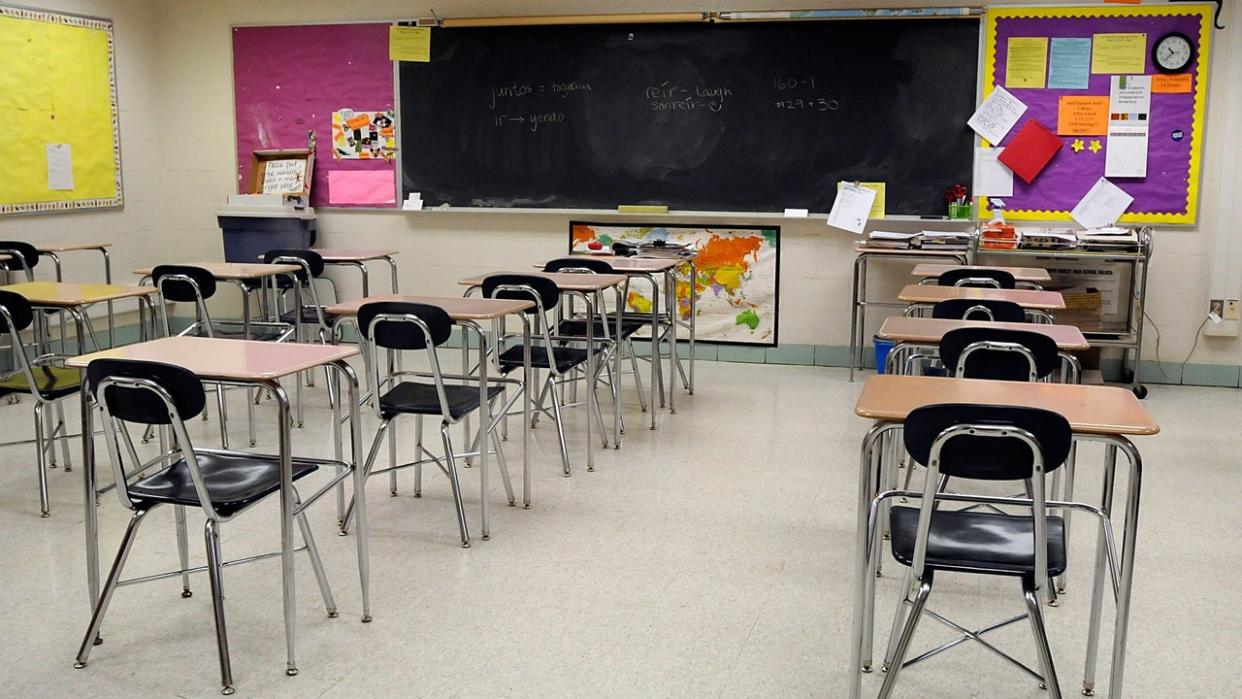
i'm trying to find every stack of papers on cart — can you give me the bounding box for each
[1019,229,1078,250]
[864,231,919,249]
[918,230,973,250]
[1077,227,1139,250]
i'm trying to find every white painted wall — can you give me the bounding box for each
[6,0,1241,369]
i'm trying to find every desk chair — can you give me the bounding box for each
[940,327,1059,382]
[75,359,337,695]
[543,258,648,420]
[344,301,512,548]
[262,249,339,427]
[873,404,1071,698]
[483,274,608,476]
[936,268,1016,289]
[152,265,295,448]
[0,240,40,283]
[0,290,80,516]
[931,298,1027,323]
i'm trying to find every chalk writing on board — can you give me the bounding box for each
[492,112,567,132]
[774,98,840,112]
[773,77,817,90]
[646,82,732,112]
[489,82,593,109]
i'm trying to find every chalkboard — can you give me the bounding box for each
[399,19,980,215]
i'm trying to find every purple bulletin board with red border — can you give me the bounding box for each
[232,23,397,208]
[980,5,1214,225]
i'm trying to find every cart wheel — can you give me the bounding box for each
[1133,384,1148,399]
[1122,368,1135,383]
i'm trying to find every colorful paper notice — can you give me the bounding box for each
[1091,33,1146,74]
[827,182,878,234]
[838,181,886,219]
[1057,96,1109,136]
[45,144,74,191]
[331,109,396,160]
[327,170,396,205]
[1048,38,1092,89]
[968,86,1028,145]
[1152,73,1192,93]
[389,26,430,62]
[1105,75,1151,178]
[1005,37,1049,89]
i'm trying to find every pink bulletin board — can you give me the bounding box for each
[980,5,1214,225]
[232,23,396,208]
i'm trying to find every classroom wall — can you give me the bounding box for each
[9,0,1242,384]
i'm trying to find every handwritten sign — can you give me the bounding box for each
[1057,96,1109,136]
[390,26,430,62]
[1152,73,1192,93]
[261,158,307,194]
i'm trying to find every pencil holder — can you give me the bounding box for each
[947,203,973,220]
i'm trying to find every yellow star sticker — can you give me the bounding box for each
[1089,139,1103,154]
[1071,138,1085,153]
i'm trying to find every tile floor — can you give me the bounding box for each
[0,361,1236,697]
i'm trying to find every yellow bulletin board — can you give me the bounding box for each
[0,5,122,214]
[980,5,1213,225]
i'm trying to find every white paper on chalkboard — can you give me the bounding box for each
[46,144,74,191]
[827,182,876,234]
[973,147,1013,197]
[262,159,307,194]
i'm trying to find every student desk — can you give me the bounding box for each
[876,316,1089,379]
[459,271,626,472]
[66,336,372,666]
[1,282,158,355]
[313,249,400,298]
[897,284,1065,323]
[911,263,1052,286]
[849,246,970,381]
[849,374,1158,699]
[133,261,301,331]
[539,255,689,429]
[326,294,535,535]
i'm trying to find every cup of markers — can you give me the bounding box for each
[946,184,972,220]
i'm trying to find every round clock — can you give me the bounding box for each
[1152,32,1195,73]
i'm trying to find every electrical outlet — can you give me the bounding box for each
[1226,300,1241,321]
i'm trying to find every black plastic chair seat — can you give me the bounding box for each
[556,318,644,339]
[496,345,588,373]
[889,506,1066,577]
[279,306,338,327]
[184,324,291,342]
[127,451,319,517]
[0,366,81,400]
[379,381,503,420]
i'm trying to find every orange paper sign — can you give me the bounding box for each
[1057,96,1109,136]
[345,114,373,130]
[1152,73,1193,93]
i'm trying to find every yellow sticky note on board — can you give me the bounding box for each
[389,26,430,62]
[1091,33,1146,74]
[1005,37,1049,89]
[838,181,886,219]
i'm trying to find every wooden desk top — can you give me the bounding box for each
[854,246,968,257]
[326,294,534,320]
[1,282,156,307]
[876,317,1090,351]
[898,284,1066,310]
[66,337,358,382]
[911,263,1052,283]
[314,249,400,262]
[459,271,627,292]
[132,261,300,280]
[35,241,113,253]
[855,375,1158,436]
[540,256,680,273]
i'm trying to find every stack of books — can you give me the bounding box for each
[980,224,1018,250]
[919,230,973,251]
[1077,227,1140,251]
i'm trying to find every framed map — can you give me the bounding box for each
[569,222,780,346]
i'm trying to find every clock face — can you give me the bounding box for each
[1154,33,1194,73]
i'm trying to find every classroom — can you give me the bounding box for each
[0,0,1238,696]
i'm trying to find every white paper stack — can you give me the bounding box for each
[1077,227,1139,251]
[918,230,973,250]
[1019,228,1078,250]
[863,231,919,249]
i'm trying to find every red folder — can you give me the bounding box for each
[998,119,1062,184]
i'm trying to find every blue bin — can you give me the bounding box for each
[873,336,895,374]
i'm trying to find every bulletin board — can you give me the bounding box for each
[232,23,397,208]
[980,5,1214,225]
[0,5,122,214]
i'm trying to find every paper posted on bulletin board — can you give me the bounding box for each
[0,6,123,214]
[976,5,1214,225]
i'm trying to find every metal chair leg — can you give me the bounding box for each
[175,505,193,598]
[203,519,235,695]
[489,413,516,506]
[547,376,572,477]
[878,573,934,698]
[627,339,648,413]
[216,384,230,450]
[882,567,916,671]
[388,421,399,496]
[75,509,150,668]
[33,402,49,517]
[54,399,72,471]
[296,507,338,618]
[414,415,423,498]
[439,422,471,548]
[1023,576,1062,698]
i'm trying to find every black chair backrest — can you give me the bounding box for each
[357,301,453,350]
[263,248,325,282]
[481,274,560,314]
[88,359,206,425]
[939,327,1059,381]
[937,268,1016,289]
[0,289,34,334]
[543,257,613,274]
[0,241,40,271]
[932,298,1026,323]
[904,403,1071,480]
[152,265,217,302]
[610,241,640,257]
